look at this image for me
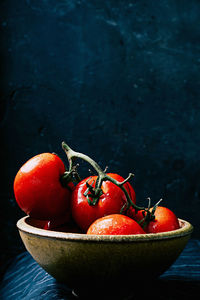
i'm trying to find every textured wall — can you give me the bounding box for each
[1,0,200,270]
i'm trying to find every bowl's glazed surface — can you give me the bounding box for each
[17,217,193,299]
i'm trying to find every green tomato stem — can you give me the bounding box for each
[62,141,158,219]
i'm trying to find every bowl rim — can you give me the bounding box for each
[17,216,193,243]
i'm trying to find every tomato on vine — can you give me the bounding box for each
[71,173,136,232]
[129,205,180,233]
[14,142,180,237]
[145,206,180,233]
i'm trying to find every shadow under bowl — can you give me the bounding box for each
[17,217,193,299]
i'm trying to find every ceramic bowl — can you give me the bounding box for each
[17,217,193,299]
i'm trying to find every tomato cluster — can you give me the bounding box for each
[13,143,180,235]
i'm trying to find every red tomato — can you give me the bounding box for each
[145,206,180,233]
[71,173,136,232]
[44,218,82,233]
[127,207,145,223]
[43,211,71,229]
[14,153,73,220]
[87,214,145,235]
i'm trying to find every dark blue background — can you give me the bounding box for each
[0,0,200,274]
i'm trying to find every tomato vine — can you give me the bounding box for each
[61,141,161,227]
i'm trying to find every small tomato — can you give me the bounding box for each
[145,206,180,233]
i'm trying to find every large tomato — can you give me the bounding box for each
[87,214,145,235]
[14,153,73,220]
[71,173,136,232]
